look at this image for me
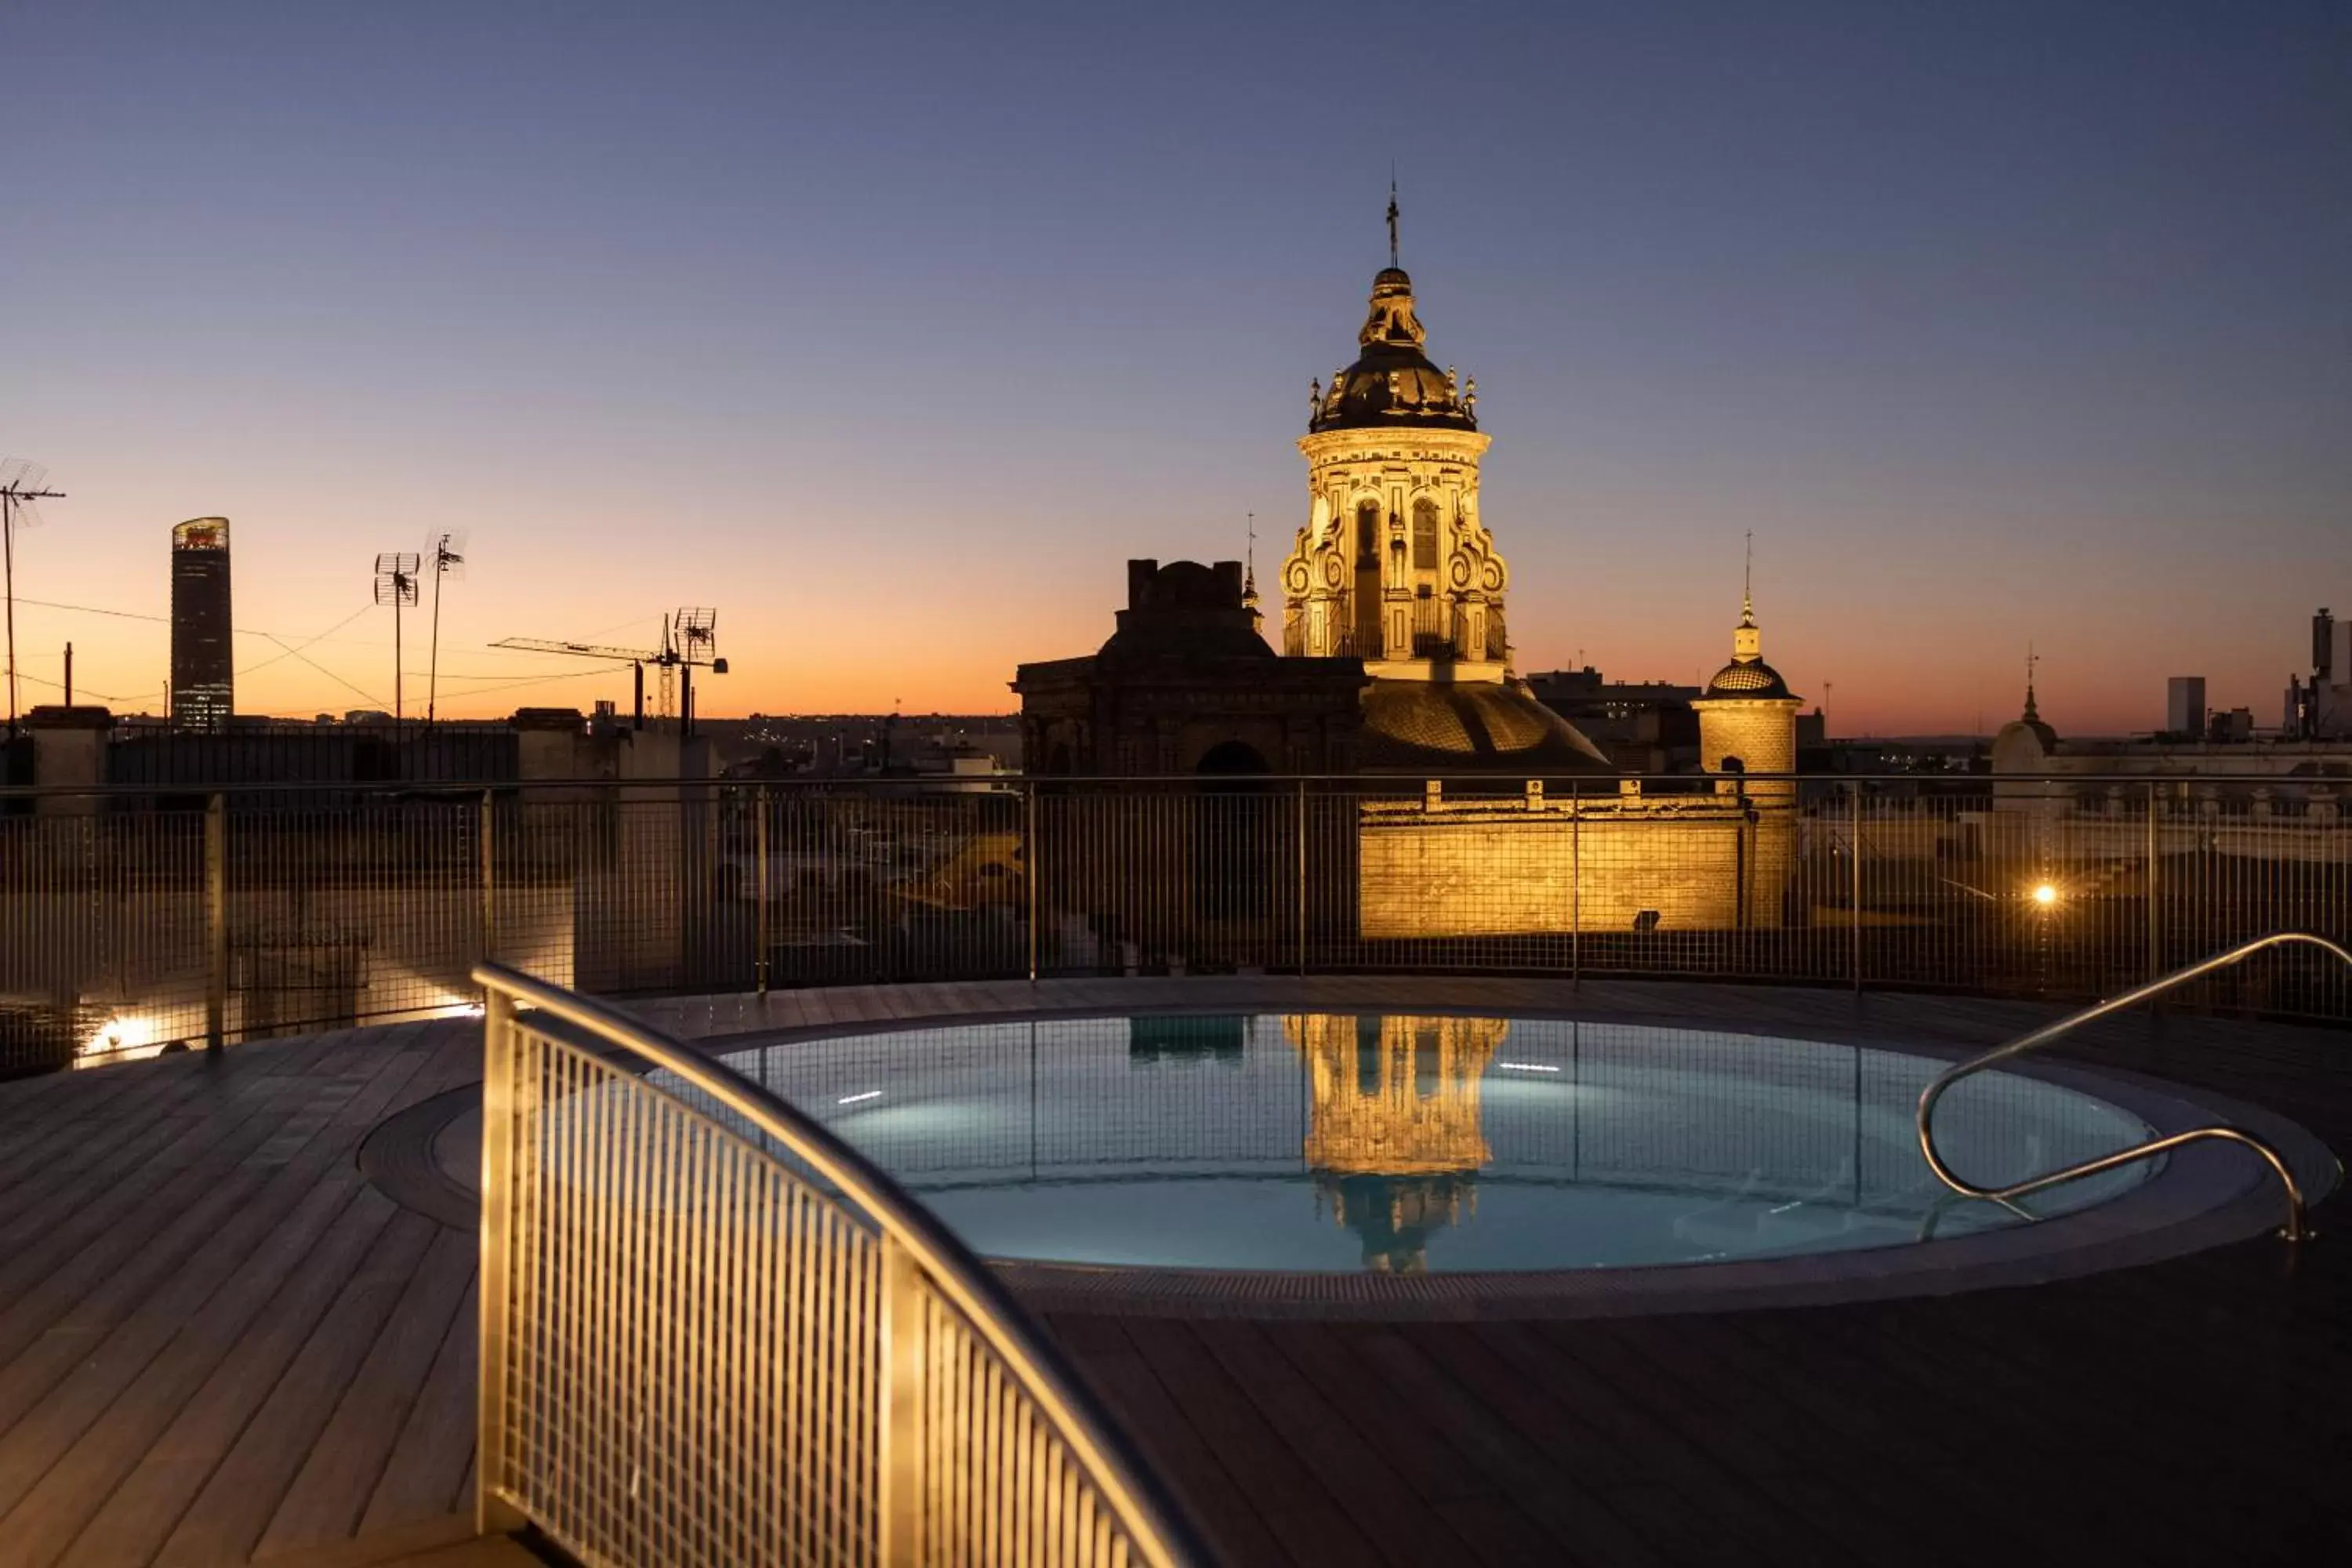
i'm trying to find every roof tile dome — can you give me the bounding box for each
[1358,680,1617,777]
[1704,659,1792,699]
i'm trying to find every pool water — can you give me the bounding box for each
[693,1014,2156,1274]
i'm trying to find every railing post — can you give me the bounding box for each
[755,784,771,996]
[875,1235,927,1568]
[1569,784,1581,990]
[2145,780,2161,988]
[1849,785,1864,995]
[205,791,227,1051]
[475,982,525,1534]
[479,789,496,975]
[1295,777,1309,976]
[1025,779,1040,983]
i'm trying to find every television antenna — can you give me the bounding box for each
[670,608,720,738]
[423,529,467,725]
[0,459,64,728]
[374,551,420,728]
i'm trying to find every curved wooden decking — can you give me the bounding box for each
[0,978,2343,1566]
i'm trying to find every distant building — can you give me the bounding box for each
[1014,557,1367,776]
[2166,676,2206,738]
[1523,667,1700,772]
[169,518,234,731]
[2286,608,2352,739]
[1991,673,2352,817]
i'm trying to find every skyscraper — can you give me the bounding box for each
[170,517,233,729]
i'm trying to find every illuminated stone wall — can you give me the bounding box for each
[1357,791,1796,937]
[1695,699,1800,800]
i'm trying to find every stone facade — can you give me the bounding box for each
[1013,558,1366,778]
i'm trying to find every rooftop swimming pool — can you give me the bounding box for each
[687,1013,2156,1275]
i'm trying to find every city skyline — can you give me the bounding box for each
[3,2,2346,735]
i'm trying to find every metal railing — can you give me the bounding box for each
[5,770,2349,1075]
[1916,931,2352,1241]
[476,962,1209,1568]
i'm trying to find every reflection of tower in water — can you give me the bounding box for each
[1285,1014,1504,1272]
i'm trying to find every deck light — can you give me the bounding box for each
[2031,881,2060,907]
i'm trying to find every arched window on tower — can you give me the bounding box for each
[1352,500,1384,657]
[1412,498,1439,572]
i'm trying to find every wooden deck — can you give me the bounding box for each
[0,977,2345,1566]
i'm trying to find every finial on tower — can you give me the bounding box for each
[1243,511,1262,633]
[1386,169,1399,268]
[1741,530,1755,626]
[2024,642,2041,720]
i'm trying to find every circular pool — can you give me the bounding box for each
[688,1012,2160,1275]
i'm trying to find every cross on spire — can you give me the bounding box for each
[1386,171,1399,267]
[1742,530,1755,622]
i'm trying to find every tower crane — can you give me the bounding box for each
[491,608,726,737]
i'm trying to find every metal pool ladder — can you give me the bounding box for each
[1916,931,2352,1243]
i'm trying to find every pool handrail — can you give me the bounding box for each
[1915,931,2352,1243]
[474,961,1213,1568]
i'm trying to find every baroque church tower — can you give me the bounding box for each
[1279,197,1612,778]
[1279,216,1503,674]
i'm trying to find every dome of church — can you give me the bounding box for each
[1993,684,2058,757]
[1356,679,1617,777]
[1704,658,1792,700]
[1309,267,1478,434]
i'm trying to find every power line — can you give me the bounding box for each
[17,593,456,653]
[264,633,387,710]
[18,595,667,659]
[11,666,154,705]
[233,604,372,678]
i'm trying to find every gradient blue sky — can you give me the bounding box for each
[3,1,2346,734]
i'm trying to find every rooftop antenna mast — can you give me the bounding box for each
[657,613,674,722]
[672,607,720,739]
[423,529,467,726]
[374,551,420,731]
[0,459,64,729]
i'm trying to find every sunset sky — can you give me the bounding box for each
[2,2,2345,736]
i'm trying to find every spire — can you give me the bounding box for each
[1243,511,1262,633]
[2023,643,2041,720]
[1731,535,1761,661]
[1386,169,1399,267]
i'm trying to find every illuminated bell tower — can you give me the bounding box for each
[1279,197,1508,681]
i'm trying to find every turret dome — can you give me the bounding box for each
[1704,658,1793,700]
[1308,267,1478,434]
